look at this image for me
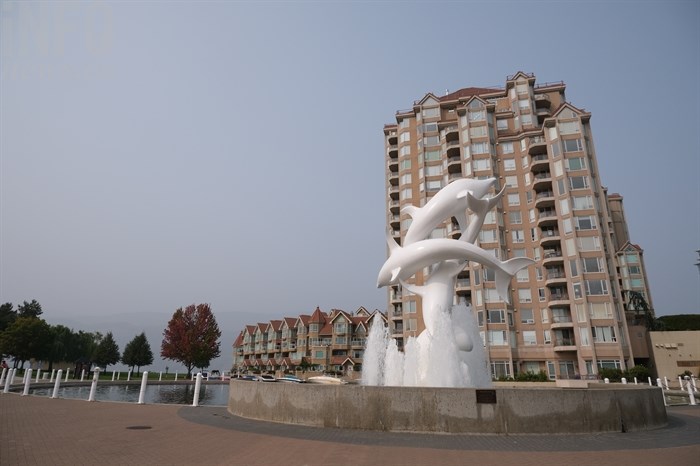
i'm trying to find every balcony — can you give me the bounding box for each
[548,292,570,306]
[533,172,552,190]
[553,339,577,352]
[545,268,567,286]
[540,228,560,246]
[447,155,462,173]
[542,249,564,265]
[390,292,402,302]
[535,190,555,208]
[551,313,574,329]
[530,153,549,173]
[388,199,400,214]
[351,339,366,347]
[442,124,459,143]
[456,279,471,289]
[389,214,400,229]
[387,144,398,158]
[528,136,548,156]
[388,186,399,200]
[387,132,398,145]
[534,94,551,108]
[388,170,399,186]
[537,209,558,227]
[387,158,398,172]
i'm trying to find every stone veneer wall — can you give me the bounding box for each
[228,380,667,434]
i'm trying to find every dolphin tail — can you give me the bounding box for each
[495,257,536,304]
[463,187,506,243]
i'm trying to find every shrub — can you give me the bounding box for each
[625,365,651,381]
[514,370,549,382]
[598,367,623,382]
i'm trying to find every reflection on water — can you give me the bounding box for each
[28,384,229,406]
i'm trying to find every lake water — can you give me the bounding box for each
[28,383,229,406]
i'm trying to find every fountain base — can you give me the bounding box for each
[228,380,667,434]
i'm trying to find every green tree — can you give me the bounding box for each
[161,303,221,378]
[122,332,154,375]
[46,325,76,372]
[71,331,102,362]
[17,300,43,318]
[0,302,17,333]
[0,317,52,368]
[92,331,121,372]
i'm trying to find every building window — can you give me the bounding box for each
[520,309,534,323]
[469,126,487,138]
[579,327,590,346]
[471,142,489,154]
[507,193,520,206]
[422,107,439,118]
[400,159,411,170]
[469,110,485,121]
[516,269,529,282]
[488,309,505,324]
[509,211,522,224]
[422,149,440,162]
[565,157,587,171]
[503,159,516,171]
[597,360,621,369]
[473,158,491,171]
[425,165,442,176]
[400,188,412,200]
[400,173,412,185]
[491,361,511,379]
[592,326,616,343]
[497,119,509,131]
[569,176,589,190]
[523,331,537,345]
[511,229,525,243]
[424,135,440,146]
[578,236,600,251]
[574,215,596,230]
[488,331,508,346]
[518,289,532,303]
[563,139,583,152]
[559,121,579,134]
[399,132,410,143]
[505,175,518,188]
[582,257,602,273]
[572,196,594,210]
[585,280,609,295]
[500,142,514,154]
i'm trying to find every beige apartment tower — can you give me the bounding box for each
[383,72,653,380]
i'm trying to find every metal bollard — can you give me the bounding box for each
[656,378,667,406]
[138,371,149,404]
[692,376,698,393]
[88,368,100,402]
[192,373,202,407]
[117,372,120,381]
[174,372,178,381]
[35,369,41,383]
[604,378,610,384]
[634,377,638,385]
[52,370,63,398]
[50,369,55,382]
[686,376,697,406]
[0,368,6,386]
[664,377,669,390]
[621,377,627,384]
[65,369,70,382]
[112,371,116,381]
[80,369,85,382]
[22,369,33,396]
[648,376,652,386]
[678,376,683,390]
[127,370,132,382]
[159,372,162,381]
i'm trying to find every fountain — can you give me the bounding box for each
[228,177,668,433]
[366,177,529,388]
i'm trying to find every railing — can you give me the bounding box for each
[554,338,575,346]
[530,135,546,144]
[541,229,559,237]
[552,315,573,323]
[538,209,557,218]
[550,293,570,301]
[544,250,563,258]
[456,279,471,288]
[532,154,548,163]
[448,155,461,164]
[536,190,554,199]
[534,172,552,180]
[445,140,460,148]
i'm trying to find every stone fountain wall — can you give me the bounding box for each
[228,380,667,434]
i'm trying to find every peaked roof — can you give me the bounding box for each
[319,323,333,335]
[232,332,244,347]
[440,87,502,102]
[295,314,311,327]
[330,309,352,323]
[256,323,269,333]
[354,306,370,316]
[269,320,283,332]
[309,307,328,324]
[283,317,297,329]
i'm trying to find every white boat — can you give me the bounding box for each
[307,375,346,385]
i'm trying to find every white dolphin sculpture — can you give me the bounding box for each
[377,235,534,304]
[401,177,497,245]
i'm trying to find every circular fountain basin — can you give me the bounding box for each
[228,380,667,434]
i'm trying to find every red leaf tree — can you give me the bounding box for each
[161,303,221,377]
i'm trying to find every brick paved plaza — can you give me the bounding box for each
[1,392,698,465]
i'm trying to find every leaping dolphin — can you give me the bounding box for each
[402,177,497,245]
[377,235,534,304]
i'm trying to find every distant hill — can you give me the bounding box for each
[656,314,700,331]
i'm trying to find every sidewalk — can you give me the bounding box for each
[1,392,699,466]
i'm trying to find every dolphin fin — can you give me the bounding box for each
[390,267,402,283]
[385,228,399,254]
[456,189,469,199]
[401,205,420,219]
[463,187,507,243]
[494,257,536,304]
[399,279,423,297]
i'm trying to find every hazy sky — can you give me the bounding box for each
[1,1,698,373]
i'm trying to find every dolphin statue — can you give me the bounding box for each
[377,235,534,304]
[401,177,497,245]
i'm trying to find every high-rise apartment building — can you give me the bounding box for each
[383,71,655,380]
